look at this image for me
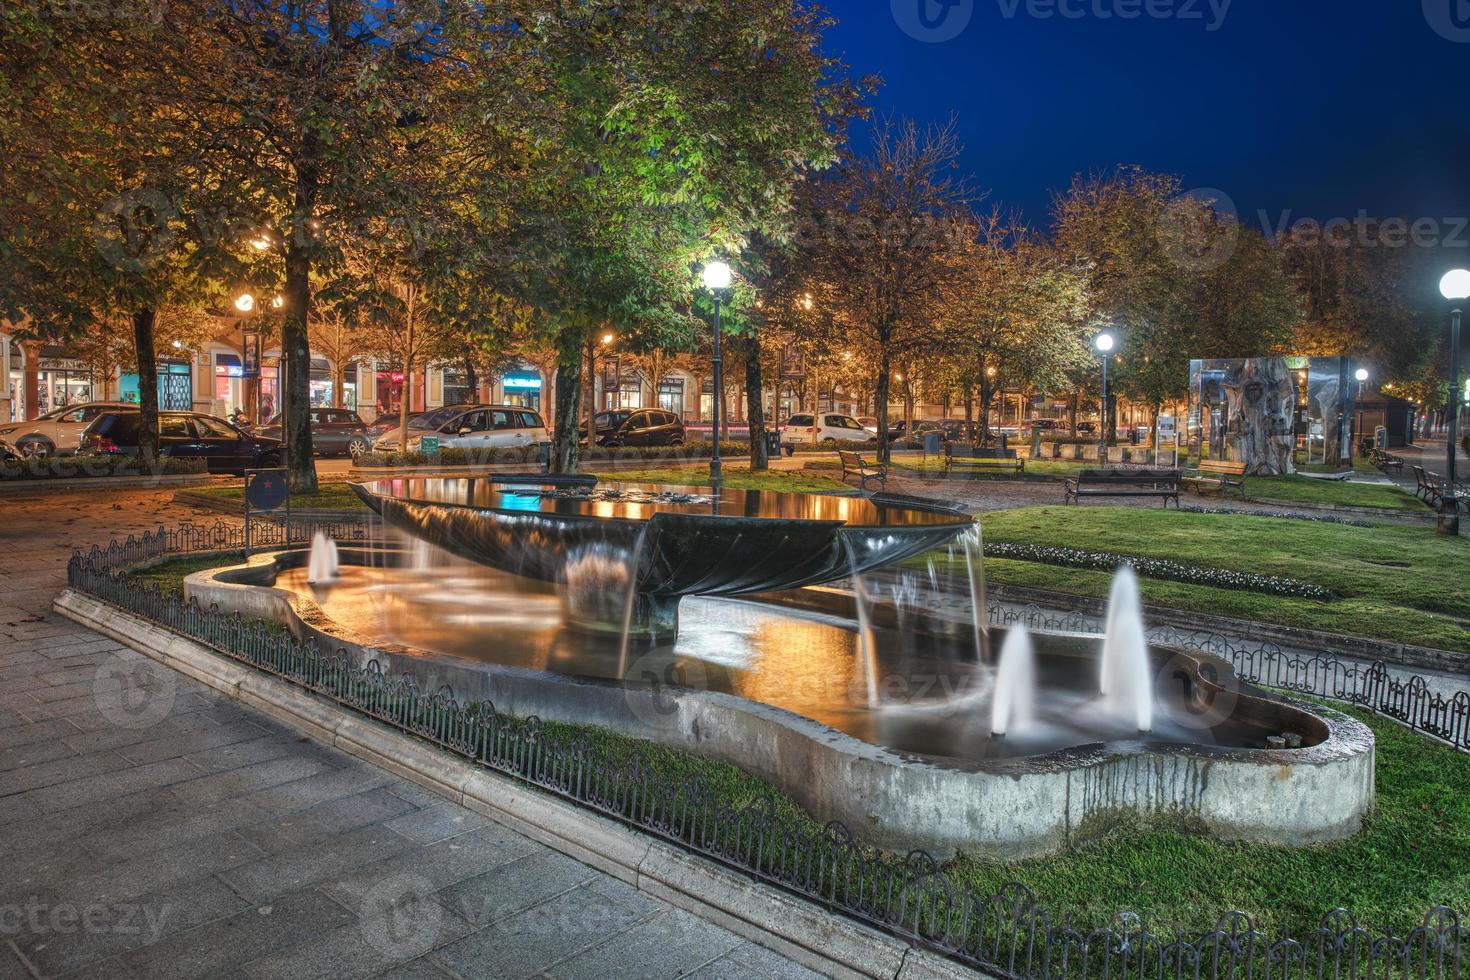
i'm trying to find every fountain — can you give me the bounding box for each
[184,480,1374,858]
[306,531,339,585]
[1100,566,1152,731]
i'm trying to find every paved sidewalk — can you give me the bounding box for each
[0,489,824,980]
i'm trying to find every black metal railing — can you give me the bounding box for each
[66,525,1467,980]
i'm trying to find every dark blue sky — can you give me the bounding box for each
[822,0,1470,237]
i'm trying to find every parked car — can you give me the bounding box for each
[887,419,943,444]
[780,413,876,447]
[1028,419,1060,433]
[0,439,17,462]
[373,404,550,453]
[0,402,139,458]
[365,411,423,441]
[856,416,880,434]
[258,409,373,458]
[80,411,284,475]
[581,409,685,448]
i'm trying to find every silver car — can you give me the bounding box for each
[0,402,140,458]
[373,404,551,453]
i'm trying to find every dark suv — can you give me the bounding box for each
[582,409,685,447]
[81,411,284,474]
[258,409,372,458]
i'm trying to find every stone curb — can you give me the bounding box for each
[53,588,994,980]
[0,472,216,493]
[171,489,367,523]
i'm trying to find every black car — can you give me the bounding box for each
[81,411,284,475]
[258,408,372,458]
[581,409,686,447]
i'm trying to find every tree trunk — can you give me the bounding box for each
[131,309,160,464]
[283,216,318,493]
[743,333,767,471]
[552,328,583,473]
[963,390,974,444]
[333,365,345,410]
[979,375,994,444]
[464,356,478,404]
[876,355,892,464]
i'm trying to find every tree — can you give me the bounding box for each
[796,117,978,462]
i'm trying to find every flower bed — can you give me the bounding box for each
[985,542,1334,601]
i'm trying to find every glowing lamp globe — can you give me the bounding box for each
[1355,369,1369,383]
[703,261,733,291]
[234,293,255,313]
[1095,333,1116,354]
[1441,269,1470,301]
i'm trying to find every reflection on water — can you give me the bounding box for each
[277,542,1287,763]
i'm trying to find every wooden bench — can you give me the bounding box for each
[1413,465,1443,507]
[1182,459,1247,498]
[1370,449,1405,475]
[1065,468,1180,508]
[944,444,1024,477]
[838,450,887,491]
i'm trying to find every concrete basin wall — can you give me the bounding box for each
[184,552,1376,860]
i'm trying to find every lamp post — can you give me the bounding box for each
[1354,367,1369,458]
[1094,332,1116,467]
[1439,269,1470,535]
[703,261,732,490]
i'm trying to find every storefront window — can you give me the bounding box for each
[375,367,423,419]
[442,368,474,406]
[120,362,192,410]
[613,375,642,410]
[500,368,542,411]
[36,357,94,414]
[657,379,685,417]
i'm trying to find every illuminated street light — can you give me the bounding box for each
[1094,332,1117,466]
[702,261,732,291]
[234,293,255,313]
[271,295,284,309]
[1436,269,1469,534]
[702,261,733,489]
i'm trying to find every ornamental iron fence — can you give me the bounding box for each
[65,524,1467,980]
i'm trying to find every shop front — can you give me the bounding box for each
[375,366,424,420]
[120,361,193,411]
[309,359,356,409]
[35,354,96,415]
[500,368,542,411]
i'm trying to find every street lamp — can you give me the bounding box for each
[1094,332,1116,466]
[703,261,733,489]
[1354,367,1370,458]
[1438,269,1470,534]
[234,293,255,314]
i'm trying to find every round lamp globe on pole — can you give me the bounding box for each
[234,293,255,314]
[702,261,732,490]
[1355,368,1369,383]
[1094,332,1116,354]
[1440,269,1470,301]
[1094,332,1115,465]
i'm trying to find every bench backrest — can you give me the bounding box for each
[837,449,871,469]
[950,446,1018,460]
[1197,460,1247,476]
[1076,468,1180,486]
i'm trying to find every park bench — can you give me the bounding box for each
[838,449,887,491]
[1064,468,1180,508]
[1181,459,1247,498]
[1370,449,1404,475]
[1413,465,1443,507]
[944,444,1024,477]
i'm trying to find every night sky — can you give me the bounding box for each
[822,0,1470,241]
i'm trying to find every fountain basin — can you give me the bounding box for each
[184,547,1376,859]
[350,479,974,638]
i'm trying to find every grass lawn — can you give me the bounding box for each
[949,705,1470,934]
[598,465,848,493]
[193,482,369,511]
[1244,475,1424,511]
[124,552,246,595]
[944,506,1470,652]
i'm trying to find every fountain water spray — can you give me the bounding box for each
[1100,566,1153,732]
[307,531,340,585]
[990,626,1037,737]
[962,524,990,662]
[843,538,882,709]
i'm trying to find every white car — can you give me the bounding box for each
[373,404,551,453]
[0,402,139,458]
[779,413,877,447]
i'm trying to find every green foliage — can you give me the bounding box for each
[0,454,206,480]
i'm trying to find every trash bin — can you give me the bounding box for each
[923,431,943,456]
[766,431,782,459]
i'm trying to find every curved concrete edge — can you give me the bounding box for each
[52,588,991,980]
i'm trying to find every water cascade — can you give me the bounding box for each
[844,538,882,709]
[990,626,1037,737]
[962,524,990,662]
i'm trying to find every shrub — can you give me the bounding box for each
[0,454,208,481]
[985,542,1335,600]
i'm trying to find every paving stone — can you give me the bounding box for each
[381,801,492,845]
[58,830,262,909]
[548,908,742,979]
[0,718,82,753]
[723,941,828,980]
[237,787,421,854]
[681,957,769,980]
[241,762,397,815]
[0,749,121,796]
[115,720,273,766]
[221,823,418,902]
[438,848,599,929]
[430,882,652,980]
[0,784,173,857]
[320,824,540,914]
[79,795,275,863]
[0,736,77,773]
[167,754,336,807]
[369,958,456,980]
[24,757,203,813]
[239,901,475,980]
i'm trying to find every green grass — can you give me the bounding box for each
[892,457,1091,479]
[949,705,1470,934]
[598,465,848,493]
[1244,475,1423,511]
[193,483,368,511]
[124,553,245,595]
[947,506,1470,652]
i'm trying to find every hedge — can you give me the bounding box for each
[984,542,1335,601]
[0,454,208,481]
